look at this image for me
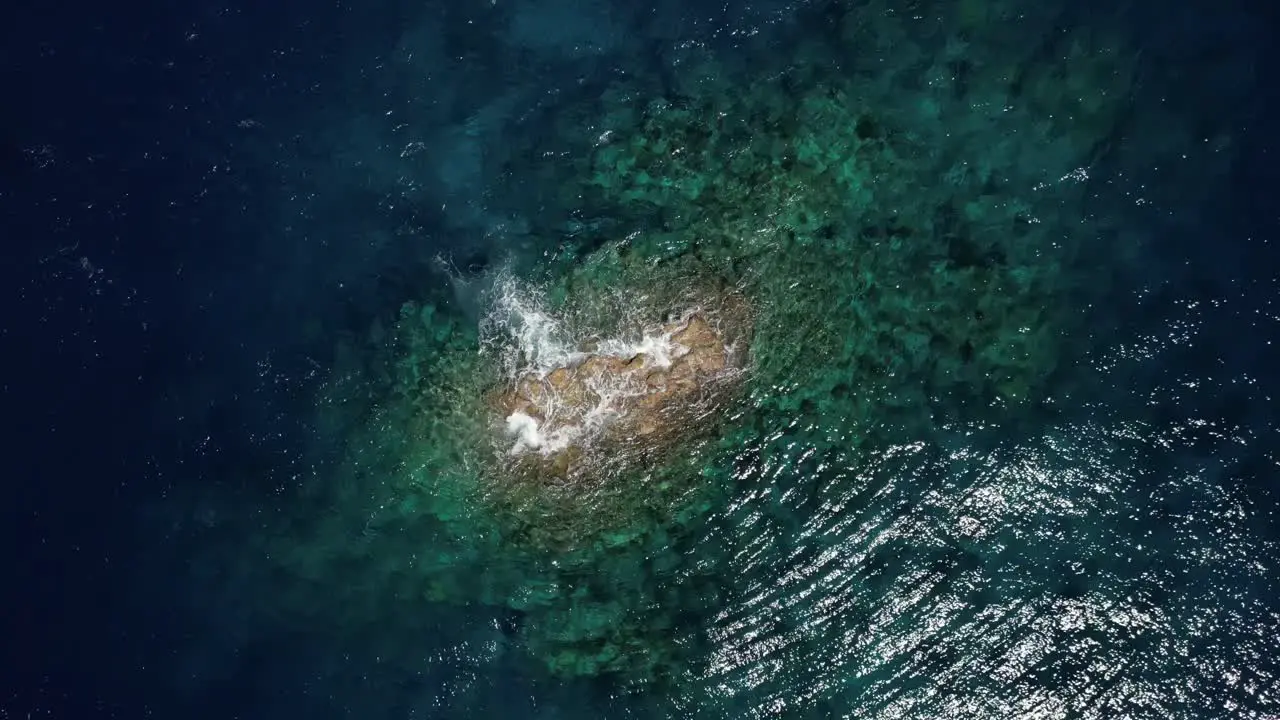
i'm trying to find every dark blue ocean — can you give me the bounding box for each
[4,0,1280,718]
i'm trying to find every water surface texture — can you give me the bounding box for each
[4,0,1279,718]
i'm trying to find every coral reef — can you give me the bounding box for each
[250,0,1151,687]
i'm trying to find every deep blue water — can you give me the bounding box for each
[4,0,1280,718]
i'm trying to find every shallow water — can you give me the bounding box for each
[6,0,1279,718]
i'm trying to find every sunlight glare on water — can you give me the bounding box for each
[680,393,1278,717]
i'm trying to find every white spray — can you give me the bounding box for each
[481,275,690,456]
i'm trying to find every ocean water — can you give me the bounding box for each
[4,0,1279,718]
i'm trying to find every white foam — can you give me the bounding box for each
[596,331,683,369]
[504,411,578,455]
[482,277,584,378]
[484,276,697,458]
[505,411,543,452]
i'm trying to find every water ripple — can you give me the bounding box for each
[683,415,1279,718]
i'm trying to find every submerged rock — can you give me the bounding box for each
[490,291,751,482]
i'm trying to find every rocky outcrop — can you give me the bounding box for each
[491,294,750,480]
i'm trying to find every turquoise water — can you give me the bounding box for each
[10,0,1278,718]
